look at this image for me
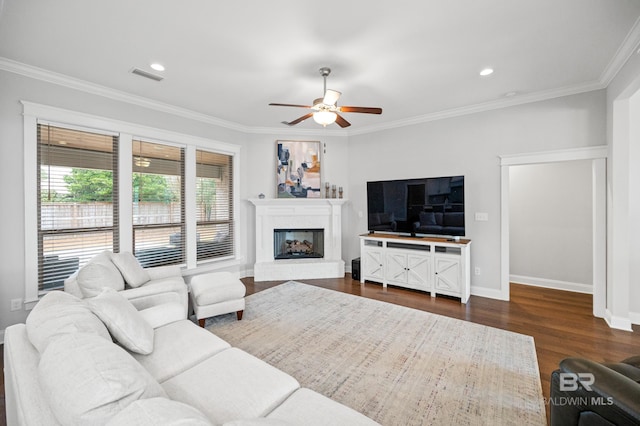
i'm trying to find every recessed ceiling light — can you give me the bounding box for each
[150,63,165,72]
[504,91,518,97]
[479,68,494,76]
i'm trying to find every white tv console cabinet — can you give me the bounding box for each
[359,233,471,303]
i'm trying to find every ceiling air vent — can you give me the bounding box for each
[130,68,164,82]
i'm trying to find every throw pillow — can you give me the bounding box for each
[106,398,213,426]
[25,290,110,353]
[39,333,166,426]
[86,288,154,355]
[112,251,150,288]
[76,251,125,298]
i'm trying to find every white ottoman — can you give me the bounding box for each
[190,272,246,327]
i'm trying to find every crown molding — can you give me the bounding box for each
[0,57,350,138]
[0,52,626,138]
[599,16,640,86]
[349,80,606,136]
[0,57,252,134]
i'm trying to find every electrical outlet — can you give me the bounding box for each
[10,298,22,311]
[474,267,481,276]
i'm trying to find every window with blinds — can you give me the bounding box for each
[196,149,234,262]
[37,124,119,292]
[132,140,185,268]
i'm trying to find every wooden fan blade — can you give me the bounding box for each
[269,103,312,108]
[339,106,383,114]
[335,113,351,128]
[282,113,314,126]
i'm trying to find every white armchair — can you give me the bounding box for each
[64,251,188,317]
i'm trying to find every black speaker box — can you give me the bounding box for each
[351,257,361,280]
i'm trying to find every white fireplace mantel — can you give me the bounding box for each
[249,198,347,281]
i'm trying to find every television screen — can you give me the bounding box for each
[367,176,465,237]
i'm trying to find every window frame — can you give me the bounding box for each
[23,102,241,308]
[195,148,235,264]
[132,138,186,268]
[36,123,120,292]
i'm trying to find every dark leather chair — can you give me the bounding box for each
[550,356,640,425]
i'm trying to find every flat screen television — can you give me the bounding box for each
[367,175,465,237]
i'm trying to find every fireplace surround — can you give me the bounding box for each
[250,198,346,281]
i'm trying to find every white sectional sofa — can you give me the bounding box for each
[3,289,379,425]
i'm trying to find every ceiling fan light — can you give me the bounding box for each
[313,110,337,126]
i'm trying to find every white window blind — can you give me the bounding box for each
[37,124,119,292]
[196,149,234,262]
[132,140,185,267]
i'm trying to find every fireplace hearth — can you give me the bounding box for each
[274,228,324,259]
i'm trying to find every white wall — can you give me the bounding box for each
[346,91,606,297]
[0,66,608,335]
[509,161,592,292]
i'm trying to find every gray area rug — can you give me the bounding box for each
[206,281,546,425]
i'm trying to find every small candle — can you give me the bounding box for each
[332,185,336,190]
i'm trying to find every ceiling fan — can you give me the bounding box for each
[269,67,382,128]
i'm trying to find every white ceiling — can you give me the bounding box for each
[1,0,640,133]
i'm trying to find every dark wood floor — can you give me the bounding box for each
[1,276,638,425]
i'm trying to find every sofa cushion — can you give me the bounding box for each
[267,388,379,425]
[162,348,299,424]
[87,288,154,355]
[138,302,185,329]
[131,319,230,383]
[38,332,166,426]
[112,251,150,288]
[106,398,212,426]
[25,290,110,353]
[77,251,125,298]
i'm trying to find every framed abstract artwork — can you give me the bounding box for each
[276,140,321,198]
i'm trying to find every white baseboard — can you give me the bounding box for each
[629,311,640,326]
[471,285,508,301]
[510,274,592,294]
[240,267,254,279]
[605,309,633,331]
